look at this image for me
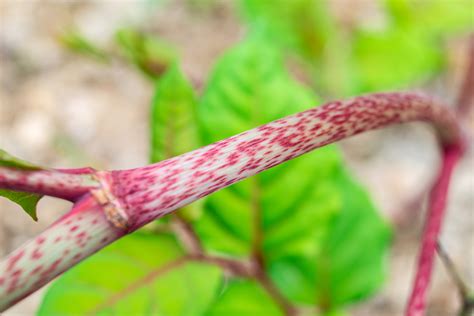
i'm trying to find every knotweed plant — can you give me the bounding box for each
[0,36,472,316]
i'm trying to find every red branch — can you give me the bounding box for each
[406,143,464,315]
[406,34,473,315]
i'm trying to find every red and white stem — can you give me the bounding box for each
[0,92,465,313]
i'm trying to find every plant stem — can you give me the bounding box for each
[0,194,126,310]
[406,143,464,316]
[256,269,298,316]
[0,92,464,311]
[0,167,98,201]
[109,93,461,231]
[436,241,470,299]
[171,214,203,254]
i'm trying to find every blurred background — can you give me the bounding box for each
[0,0,473,315]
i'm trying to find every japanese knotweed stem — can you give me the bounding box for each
[0,92,465,312]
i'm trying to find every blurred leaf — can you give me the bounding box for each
[0,149,43,220]
[268,169,391,309]
[194,37,391,309]
[239,0,356,95]
[205,279,283,316]
[59,30,109,62]
[240,0,332,61]
[115,29,177,79]
[39,232,223,315]
[150,63,202,221]
[150,64,198,162]
[353,0,472,93]
[0,189,41,221]
[353,27,441,92]
[0,149,41,170]
[385,0,474,34]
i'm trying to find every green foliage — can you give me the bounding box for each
[0,149,43,220]
[0,149,41,170]
[0,190,42,221]
[115,29,177,79]
[59,30,109,62]
[353,28,441,92]
[150,64,202,221]
[206,279,283,316]
[38,232,223,315]
[241,0,473,95]
[240,0,332,62]
[269,170,391,308]
[150,64,198,162]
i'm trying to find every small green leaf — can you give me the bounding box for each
[39,232,223,316]
[59,29,109,62]
[115,29,177,79]
[0,149,44,220]
[150,63,203,221]
[0,189,41,221]
[150,64,198,162]
[205,279,283,316]
[0,149,41,170]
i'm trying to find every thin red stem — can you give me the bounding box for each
[0,167,98,201]
[406,143,464,315]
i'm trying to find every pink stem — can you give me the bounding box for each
[0,92,463,311]
[0,167,98,201]
[0,195,126,310]
[110,93,461,230]
[406,144,464,316]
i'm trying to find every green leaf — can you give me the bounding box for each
[150,64,198,162]
[239,0,356,96]
[0,149,41,170]
[205,279,283,316]
[0,190,41,221]
[115,29,177,79]
[59,29,109,62]
[385,0,474,34]
[0,149,43,220]
[240,0,332,62]
[193,37,391,309]
[353,27,441,92]
[38,232,223,316]
[268,169,391,308]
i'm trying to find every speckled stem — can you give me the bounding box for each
[0,167,99,201]
[0,195,126,311]
[0,92,464,312]
[109,93,461,230]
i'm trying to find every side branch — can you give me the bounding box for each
[0,167,99,201]
[406,144,464,315]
